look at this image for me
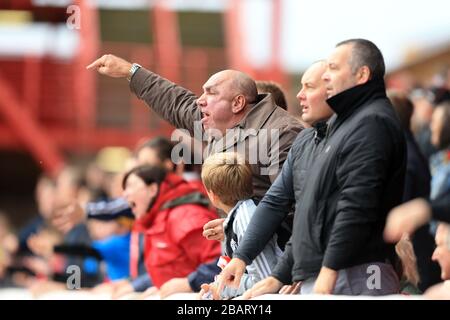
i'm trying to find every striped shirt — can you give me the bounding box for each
[221,199,283,299]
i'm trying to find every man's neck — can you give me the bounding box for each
[310,117,332,127]
[225,105,253,132]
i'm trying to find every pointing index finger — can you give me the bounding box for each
[86,56,105,70]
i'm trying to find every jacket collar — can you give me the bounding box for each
[238,93,277,132]
[313,120,329,145]
[223,200,243,231]
[326,79,387,118]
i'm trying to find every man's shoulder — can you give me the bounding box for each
[234,199,256,221]
[335,98,405,150]
[269,107,302,128]
[293,127,315,144]
[243,96,302,136]
[262,109,304,151]
[359,97,396,119]
[252,103,302,131]
[345,97,401,132]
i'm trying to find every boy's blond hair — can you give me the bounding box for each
[201,152,253,207]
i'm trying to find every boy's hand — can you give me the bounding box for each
[199,283,221,300]
[203,218,225,241]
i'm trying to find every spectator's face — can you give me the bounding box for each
[197,72,236,135]
[297,63,333,125]
[322,44,360,98]
[430,107,445,147]
[432,223,450,280]
[123,174,158,219]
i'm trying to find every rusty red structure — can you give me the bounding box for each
[0,0,287,177]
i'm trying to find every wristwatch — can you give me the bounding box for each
[127,63,142,82]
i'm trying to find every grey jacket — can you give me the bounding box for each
[130,68,303,200]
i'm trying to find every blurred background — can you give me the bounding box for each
[0,0,449,228]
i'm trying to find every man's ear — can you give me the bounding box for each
[231,95,247,114]
[356,66,371,85]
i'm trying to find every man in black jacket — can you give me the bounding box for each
[220,39,406,296]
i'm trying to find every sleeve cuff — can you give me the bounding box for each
[232,252,252,266]
[129,67,152,97]
[271,266,292,285]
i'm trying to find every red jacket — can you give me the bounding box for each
[134,173,221,288]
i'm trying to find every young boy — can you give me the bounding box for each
[200,152,283,299]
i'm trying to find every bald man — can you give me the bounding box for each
[87,54,302,204]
